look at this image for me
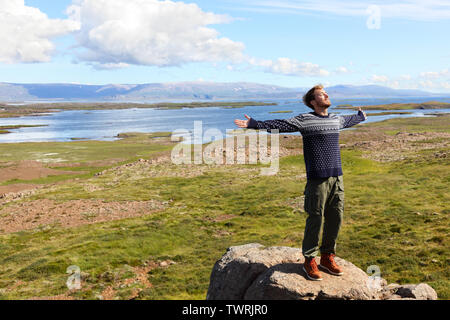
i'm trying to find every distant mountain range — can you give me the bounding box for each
[0,81,444,102]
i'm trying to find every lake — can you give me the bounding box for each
[1,97,449,144]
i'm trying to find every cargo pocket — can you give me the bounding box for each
[304,180,324,216]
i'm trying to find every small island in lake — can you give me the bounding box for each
[0,124,47,134]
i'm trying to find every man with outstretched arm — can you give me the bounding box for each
[234,84,367,281]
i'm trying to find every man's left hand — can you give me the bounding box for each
[357,107,367,119]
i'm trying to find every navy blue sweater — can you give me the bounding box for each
[247,111,366,180]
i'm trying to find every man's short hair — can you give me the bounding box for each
[303,84,323,110]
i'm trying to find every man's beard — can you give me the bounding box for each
[320,101,331,108]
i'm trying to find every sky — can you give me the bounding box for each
[0,0,449,92]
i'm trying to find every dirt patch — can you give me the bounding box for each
[97,260,175,300]
[0,179,82,205]
[99,264,156,300]
[342,131,450,162]
[23,259,171,300]
[94,136,301,181]
[216,135,302,163]
[94,156,222,181]
[0,184,41,195]
[0,160,85,183]
[0,185,44,206]
[0,198,171,234]
[99,286,116,300]
[49,158,125,168]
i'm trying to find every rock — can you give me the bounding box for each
[394,284,438,300]
[206,243,378,300]
[159,260,176,267]
[80,272,91,282]
[206,243,438,300]
[206,243,297,300]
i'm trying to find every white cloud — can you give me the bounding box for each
[236,0,450,21]
[419,68,449,79]
[371,74,389,83]
[419,80,435,88]
[399,74,412,81]
[416,80,450,92]
[93,62,130,70]
[420,71,441,79]
[0,0,79,63]
[441,82,450,89]
[374,70,450,92]
[68,0,245,68]
[335,66,350,74]
[249,57,330,77]
[390,80,400,88]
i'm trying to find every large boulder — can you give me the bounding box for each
[206,243,437,300]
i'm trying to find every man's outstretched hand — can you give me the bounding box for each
[357,107,367,119]
[234,114,251,128]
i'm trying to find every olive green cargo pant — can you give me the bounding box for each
[302,175,345,258]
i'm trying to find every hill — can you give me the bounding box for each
[0,82,443,102]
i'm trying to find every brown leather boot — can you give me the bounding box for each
[303,257,323,281]
[319,253,344,276]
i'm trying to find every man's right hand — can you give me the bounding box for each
[234,114,251,128]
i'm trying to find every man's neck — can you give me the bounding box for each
[313,107,328,116]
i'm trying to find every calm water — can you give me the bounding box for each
[1,97,449,144]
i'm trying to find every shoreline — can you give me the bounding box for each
[0,101,277,119]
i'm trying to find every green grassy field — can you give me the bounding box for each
[0,115,448,300]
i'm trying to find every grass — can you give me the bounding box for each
[0,131,173,163]
[363,115,450,134]
[0,132,176,187]
[0,115,448,300]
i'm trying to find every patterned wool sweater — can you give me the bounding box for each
[247,111,367,179]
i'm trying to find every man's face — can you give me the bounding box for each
[312,89,331,109]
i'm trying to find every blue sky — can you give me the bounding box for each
[1,0,449,92]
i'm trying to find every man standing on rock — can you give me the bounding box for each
[234,84,367,281]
